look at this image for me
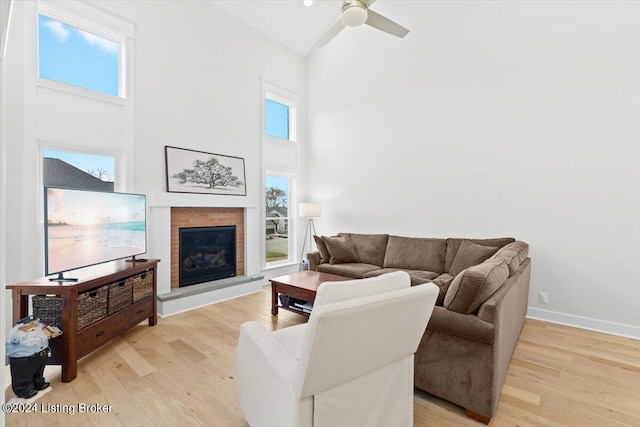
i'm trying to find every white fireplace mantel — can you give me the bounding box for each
[146,191,263,316]
[148,191,259,209]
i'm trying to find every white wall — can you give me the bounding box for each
[0,0,13,416]
[101,1,306,279]
[1,0,305,283]
[101,0,305,198]
[307,1,640,336]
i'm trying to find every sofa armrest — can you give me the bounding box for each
[307,251,322,271]
[428,306,494,345]
[477,258,531,324]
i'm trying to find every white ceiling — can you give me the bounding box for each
[210,0,342,57]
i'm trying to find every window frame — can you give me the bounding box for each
[265,91,298,144]
[264,173,295,267]
[37,2,126,100]
[41,145,120,190]
[261,79,301,270]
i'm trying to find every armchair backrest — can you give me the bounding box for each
[293,281,439,399]
[314,271,410,307]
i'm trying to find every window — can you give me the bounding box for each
[43,149,116,191]
[262,80,300,268]
[265,175,290,263]
[38,13,120,97]
[265,93,297,142]
[265,99,289,140]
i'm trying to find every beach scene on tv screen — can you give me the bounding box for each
[46,188,146,274]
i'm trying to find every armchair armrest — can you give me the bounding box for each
[236,321,298,385]
[235,322,312,427]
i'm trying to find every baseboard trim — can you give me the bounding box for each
[527,307,640,341]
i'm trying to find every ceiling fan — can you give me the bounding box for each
[315,0,409,48]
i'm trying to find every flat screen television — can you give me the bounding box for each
[44,186,147,281]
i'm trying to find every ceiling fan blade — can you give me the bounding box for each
[315,18,346,48]
[365,9,409,38]
[361,0,377,8]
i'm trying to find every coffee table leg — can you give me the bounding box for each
[271,282,278,316]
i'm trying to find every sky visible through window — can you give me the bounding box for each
[265,99,289,140]
[44,149,115,182]
[38,14,119,96]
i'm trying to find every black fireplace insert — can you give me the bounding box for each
[179,225,236,287]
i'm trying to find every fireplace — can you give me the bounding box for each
[179,226,236,287]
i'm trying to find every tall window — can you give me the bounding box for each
[38,12,121,97]
[262,81,300,268]
[265,175,290,263]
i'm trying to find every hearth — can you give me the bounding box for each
[179,226,236,287]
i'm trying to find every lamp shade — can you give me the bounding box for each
[299,202,321,218]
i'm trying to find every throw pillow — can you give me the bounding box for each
[313,235,331,264]
[449,240,499,276]
[322,235,359,264]
[444,260,509,314]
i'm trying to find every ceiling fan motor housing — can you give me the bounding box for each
[342,1,368,27]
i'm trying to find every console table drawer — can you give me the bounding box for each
[77,298,153,357]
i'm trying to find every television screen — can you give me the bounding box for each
[45,187,147,276]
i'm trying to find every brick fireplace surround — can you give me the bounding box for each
[170,207,245,288]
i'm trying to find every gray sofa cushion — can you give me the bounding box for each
[383,236,446,273]
[444,260,509,314]
[449,240,499,276]
[316,263,380,279]
[444,238,515,273]
[322,235,359,264]
[338,233,388,266]
[489,241,529,275]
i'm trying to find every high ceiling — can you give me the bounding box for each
[211,1,410,57]
[210,0,344,57]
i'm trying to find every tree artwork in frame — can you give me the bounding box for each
[165,146,247,196]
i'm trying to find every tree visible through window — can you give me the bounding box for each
[38,14,120,97]
[265,175,289,263]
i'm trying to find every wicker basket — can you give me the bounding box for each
[131,270,154,302]
[77,286,108,330]
[108,279,133,315]
[32,295,63,327]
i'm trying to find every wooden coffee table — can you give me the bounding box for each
[270,270,352,317]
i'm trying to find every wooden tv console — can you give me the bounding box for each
[7,259,160,382]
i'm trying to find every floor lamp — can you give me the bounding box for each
[299,202,321,270]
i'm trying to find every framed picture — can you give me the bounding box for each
[165,146,247,196]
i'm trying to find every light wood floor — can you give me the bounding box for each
[5,285,640,426]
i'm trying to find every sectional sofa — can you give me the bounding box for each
[307,233,531,423]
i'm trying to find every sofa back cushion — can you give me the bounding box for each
[323,235,359,264]
[449,240,499,276]
[383,236,446,273]
[445,237,515,273]
[338,233,388,267]
[444,260,509,314]
[489,241,529,275]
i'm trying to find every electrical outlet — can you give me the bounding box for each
[539,292,549,304]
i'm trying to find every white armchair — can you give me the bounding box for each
[235,271,439,427]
